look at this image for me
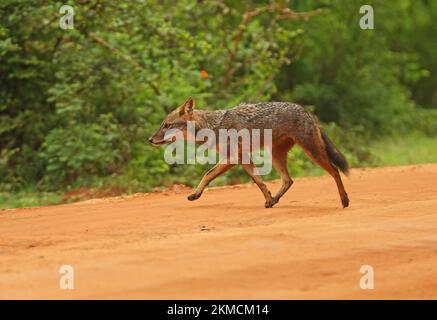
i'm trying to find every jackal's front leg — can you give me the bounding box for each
[241,162,274,208]
[188,163,234,201]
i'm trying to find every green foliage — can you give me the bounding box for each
[0,189,62,210]
[0,0,307,191]
[276,0,435,136]
[0,0,436,208]
[40,118,127,188]
[371,134,437,167]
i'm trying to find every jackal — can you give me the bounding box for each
[149,97,349,208]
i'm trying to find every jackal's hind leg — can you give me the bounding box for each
[300,142,349,208]
[188,163,234,201]
[318,160,349,208]
[271,139,294,205]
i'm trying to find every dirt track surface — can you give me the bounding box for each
[1,164,437,299]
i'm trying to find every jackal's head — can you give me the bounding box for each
[148,96,195,146]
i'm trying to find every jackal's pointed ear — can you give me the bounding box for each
[178,96,195,116]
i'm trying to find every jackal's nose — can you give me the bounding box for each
[148,137,153,143]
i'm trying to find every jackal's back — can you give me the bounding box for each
[221,102,317,140]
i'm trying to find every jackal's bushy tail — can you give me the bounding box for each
[320,129,349,176]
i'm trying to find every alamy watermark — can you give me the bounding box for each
[59,265,74,290]
[160,122,273,175]
[359,5,374,30]
[59,5,74,30]
[360,265,374,290]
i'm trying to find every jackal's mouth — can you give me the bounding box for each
[150,139,172,147]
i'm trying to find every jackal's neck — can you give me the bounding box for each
[194,110,226,132]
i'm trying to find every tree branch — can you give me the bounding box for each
[221,5,322,92]
[89,32,161,96]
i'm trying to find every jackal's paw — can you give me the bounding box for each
[187,193,200,201]
[342,197,350,208]
[264,197,278,208]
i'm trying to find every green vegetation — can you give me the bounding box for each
[372,135,437,167]
[0,189,62,210]
[1,0,436,209]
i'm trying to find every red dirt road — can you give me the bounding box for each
[1,164,437,299]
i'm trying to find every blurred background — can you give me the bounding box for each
[1,0,436,208]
